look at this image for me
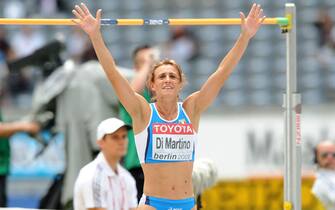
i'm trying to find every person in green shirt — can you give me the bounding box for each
[119,45,158,202]
[0,110,40,207]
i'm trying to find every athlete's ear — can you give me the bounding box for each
[150,82,156,92]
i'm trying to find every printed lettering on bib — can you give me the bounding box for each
[152,123,194,161]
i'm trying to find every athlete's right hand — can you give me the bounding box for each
[72,3,101,38]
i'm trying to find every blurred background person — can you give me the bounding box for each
[3,0,26,19]
[160,26,200,65]
[0,113,40,207]
[119,44,158,202]
[314,8,335,68]
[66,28,89,64]
[51,44,134,209]
[0,28,16,105]
[74,118,137,210]
[0,28,15,62]
[38,0,69,17]
[0,120,40,137]
[312,140,335,210]
[10,26,46,59]
[8,26,46,107]
[314,8,335,50]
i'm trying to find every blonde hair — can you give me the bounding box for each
[146,59,186,101]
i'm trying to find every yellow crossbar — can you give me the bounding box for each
[0,18,286,26]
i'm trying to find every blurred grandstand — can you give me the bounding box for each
[1,0,335,109]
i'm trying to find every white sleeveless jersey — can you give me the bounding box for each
[134,102,197,164]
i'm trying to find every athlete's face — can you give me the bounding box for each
[150,64,182,99]
[99,127,128,159]
[317,142,335,170]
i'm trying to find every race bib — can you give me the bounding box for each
[152,123,195,161]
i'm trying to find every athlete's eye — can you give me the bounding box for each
[170,73,181,81]
[158,74,166,79]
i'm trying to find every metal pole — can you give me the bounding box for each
[283,3,301,210]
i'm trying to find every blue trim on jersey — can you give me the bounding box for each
[144,103,196,163]
[144,126,150,162]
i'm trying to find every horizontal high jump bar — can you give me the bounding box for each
[0,18,289,26]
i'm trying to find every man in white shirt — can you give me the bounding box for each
[312,140,335,210]
[74,118,138,210]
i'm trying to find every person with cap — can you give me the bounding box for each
[73,118,138,210]
[312,140,335,210]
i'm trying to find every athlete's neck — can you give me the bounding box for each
[155,99,178,121]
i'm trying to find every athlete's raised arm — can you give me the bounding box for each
[72,3,149,121]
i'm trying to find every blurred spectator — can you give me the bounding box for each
[10,26,46,59]
[312,140,335,210]
[161,26,200,64]
[8,26,46,107]
[0,121,40,137]
[30,44,134,208]
[0,29,16,62]
[3,1,26,18]
[78,43,97,64]
[0,28,15,102]
[119,45,158,202]
[7,70,33,108]
[314,9,335,48]
[73,118,137,210]
[0,110,40,207]
[314,8,335,67]
[38,0,69,16]
[39,0,58,16]
[66,28,89,64]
